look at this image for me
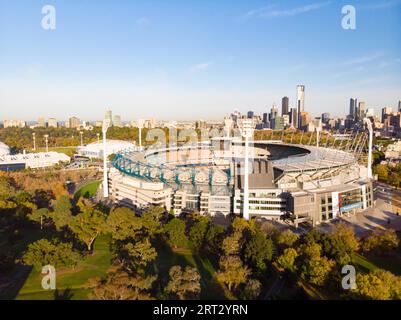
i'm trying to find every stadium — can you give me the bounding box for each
[0,141,10,157]
[108,130,374,227]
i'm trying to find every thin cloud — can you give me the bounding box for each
[189,62,213,73]
[340,52,383,67]
[360,0,401,10]
[244,2,331,19]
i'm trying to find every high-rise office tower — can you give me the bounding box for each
[247,111,254,119]
[382,107,393,123]
[356,101,366,121]
[68,117,81,129]
[350,98,357,119]
[37,117,46,128]
[48,118,58,128]
[105,109,113,126]
[321,113,330,123]
[113,115,122,127]
[269,104,278,123]
[398,100,401,112]
[282,96,289,116]
[297,85,305,128]
[290,108,298,128]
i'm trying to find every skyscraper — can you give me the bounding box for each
[105,109,113,126]
[350,98,357,119]
[398,100,401,112]
[48,118,58,128]
[247,111,254,119]
[297,85,305,128]
[282,96,289,116]
[356,101,366,121]
[68,117,81,129]
[113,115,122,127]
[37,117,46,128]
[290,108,298,128]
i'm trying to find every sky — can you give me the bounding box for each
[0,0,400,121]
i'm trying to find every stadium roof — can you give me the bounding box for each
[0,141,10,157]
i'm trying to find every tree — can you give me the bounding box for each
[374,164,389,181]
[204,224,225,255]
[165,265,201,300]
[189,219,209,251]
[141,206,164,238]
[89,271,157,300]
[362,230,399,255]
[107,207,142,241]
[164,218,188,249]
[69,207,107,252]
[216,256,251,292]
[244,230,274,273]
[27,208,50,230]
[121,239,157,270]
[21,239,80,270]
[355,269,401,300]
[50,195,73,231]
[324,223,359,265]
[299,242,336,286]
[277,248,299,273]
[241,279,262,300]
[0,176,15,200]
[276,229,299,249]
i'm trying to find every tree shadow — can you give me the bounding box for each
[54,288,73,300]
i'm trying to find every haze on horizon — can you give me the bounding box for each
[0,0,400,121]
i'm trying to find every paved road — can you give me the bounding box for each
[317,181,401,236]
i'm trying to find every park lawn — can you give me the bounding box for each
[155,245,229,300]
[16,234,112,300]
[352,252,401,276]
[74,180,101,200]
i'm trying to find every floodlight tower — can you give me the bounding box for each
[137,119,145,150]
[44,135,49,153]
[363,118,373,179]
[316,127,321,148]
[224,118,233,138]
[102,119,111,198]
[239,119,255,221]
[32,133,36,151]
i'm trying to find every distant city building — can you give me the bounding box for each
[297,85,305,128]
[356,101,366,122]
[105,109,113,125]
[269,104,278,123]
[365,108,375,118]
[321,113,330,123]
[113,115,122,127]
[3,119,26,128]
[48,118,58,128]
[299,111,311,130]
[247,111,254,119]
[68,117,81,129]
[382,107,393,123]
[282,96,289,116]
[350,98,357,119]
[290,108,298,128]
[272,116,284,130]
[37,117,46,128]
[398,100,401,112]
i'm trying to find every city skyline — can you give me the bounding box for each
[0,0,400,120]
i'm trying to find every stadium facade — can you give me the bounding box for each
[107,134,374,226]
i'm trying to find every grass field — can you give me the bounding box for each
[74,180,101,200]
[352,252,401,275]
[16,234,112,300]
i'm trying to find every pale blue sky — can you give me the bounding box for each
[0,0,400,121]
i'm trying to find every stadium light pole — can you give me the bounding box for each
[102,119,111,198]
[44,135,49,153]
[239,119,255,221]
[137,119,145,150]
[316,127,321,148]
[32,133,36,151]
[363,118,373,179]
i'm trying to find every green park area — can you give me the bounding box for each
[74,181,101,200]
